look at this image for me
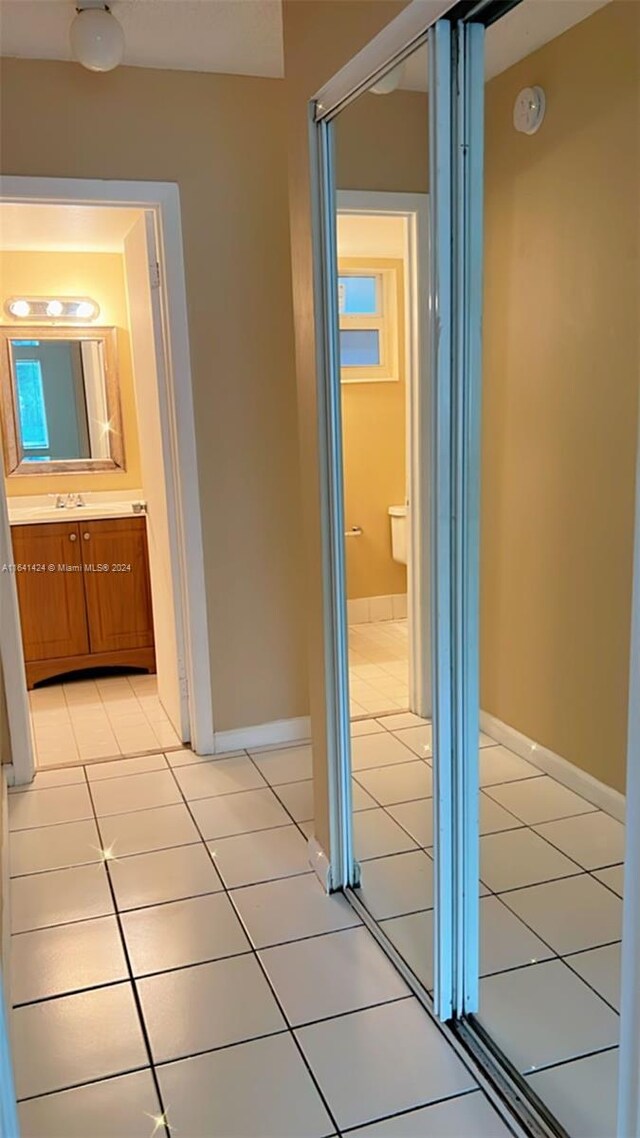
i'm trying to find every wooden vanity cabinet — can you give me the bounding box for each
[12,516,156,688]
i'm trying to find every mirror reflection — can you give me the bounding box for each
[0,327,123,474]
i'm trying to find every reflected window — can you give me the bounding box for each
[338,260,401,383]
[15,357,50,452]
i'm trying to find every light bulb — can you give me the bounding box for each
[46,300,64,317]
[75,300,96,319]
[370,63,404,96]
[9,300,30,317]
[70,7,124,73]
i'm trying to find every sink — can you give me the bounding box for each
[8,501,145,525]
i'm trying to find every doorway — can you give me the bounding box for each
[336,191,430,722]
[0,178,214,783]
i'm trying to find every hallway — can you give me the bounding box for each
[7,742,513,1138]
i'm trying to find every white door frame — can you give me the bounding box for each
[0,176,214,781]
[336,190,431,720]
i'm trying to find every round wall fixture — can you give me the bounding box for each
[513,86,546,135]
[70,5,124,72]
[370,63,404,96]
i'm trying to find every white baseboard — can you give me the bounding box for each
[213,715,311,755]
[480,709,625,823]
[348,593,407,625]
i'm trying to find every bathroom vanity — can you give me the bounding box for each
[10,511,155,688]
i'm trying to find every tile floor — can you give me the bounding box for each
[346,717,624,1138]
[7,744,515,1138]
[28,674,182,767]
[348,620,409,717]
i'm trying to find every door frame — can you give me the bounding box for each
[0,176,214,781]
[336,190,431,720]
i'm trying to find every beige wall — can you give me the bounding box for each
[481,0,640,793]
[0,248,142,495]
[0,59,307,733]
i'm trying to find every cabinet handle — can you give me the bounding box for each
[83,533,90,541]
[69,533,77,542]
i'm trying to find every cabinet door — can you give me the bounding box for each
[11,523,89,661]
[81,517,154,653]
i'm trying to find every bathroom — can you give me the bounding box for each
[0,199,191,769]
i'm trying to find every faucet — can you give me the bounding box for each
[49,493,85,509]
[67,493,85,508]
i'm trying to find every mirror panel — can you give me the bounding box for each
[0,326,124,474]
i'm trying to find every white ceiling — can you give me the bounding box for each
[0,0,284,78]
[0,203,144,252]
[401,0,611,90]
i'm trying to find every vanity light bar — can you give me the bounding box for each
[5,297,100,321]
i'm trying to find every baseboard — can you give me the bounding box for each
[347,593,407,625]
[480,709,625,822]
[213,715,311,755]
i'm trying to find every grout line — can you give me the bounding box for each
[160,759,343,1135]
[83,773,172,1138]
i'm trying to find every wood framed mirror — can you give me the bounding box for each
[0,325,125,475]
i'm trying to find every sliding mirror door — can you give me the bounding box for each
[329,38,438,990]
[471,2,639,1135]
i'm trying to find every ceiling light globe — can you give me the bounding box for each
[46,300,64,317]
[70,7,124,73]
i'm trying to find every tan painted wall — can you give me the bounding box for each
[283,0,411,850]
[0,249,142,495]
[481,0,640,793]
[0,59,307,733]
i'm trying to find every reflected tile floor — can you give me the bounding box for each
[344,714,624,1138]
[349,619,409,717]
[29,674,182,767]
[9,744,510,1138]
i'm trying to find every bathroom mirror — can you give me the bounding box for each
[0,326,124,475]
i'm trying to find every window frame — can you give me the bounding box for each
[338,256,403,383]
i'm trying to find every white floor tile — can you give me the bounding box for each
[479,959,619,1073]
[98,804,200,858]
[157,1032,334,1138]
[351,719,386,736]
[479,792,524,835]
[566,943,621,1011]
[191,787,291,839]
[527,1048,618,1138]
[10,863,113,933]
[479,746,543,786]
[260,926,409,1025]
[501,874,622,954]
[480,895,555,974]
[18,1070,162,1138]
[351,733,418,771]
[273,779,314,822]
[137,954,286,1064]
[209,826,311,888]
[9,768,85,792]
[386,800,433,848]
[485,776,596,825]
[122,892,250,976]
[391,725,433,759]
[90,770,182,817]
[12,983,148,1099]
[380,911,433,990]
[297,998,476,1131]
[379,713,428,731]
[8,784,93,831]
[165,746,243,767]
[231,873,359,948]
[10,820,101,877]
[11,916,128,1004]
[348,1090,512,1137]
[109,843,223,911]
[249,744,313,785]
[358,850,433,920]
[594,864,625,897]
[86,754,167,781]
[534,811,625,870]
[355,761,432,807]
[354,809,418,861]
[480,829,580,893]
[173,754,267,800]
